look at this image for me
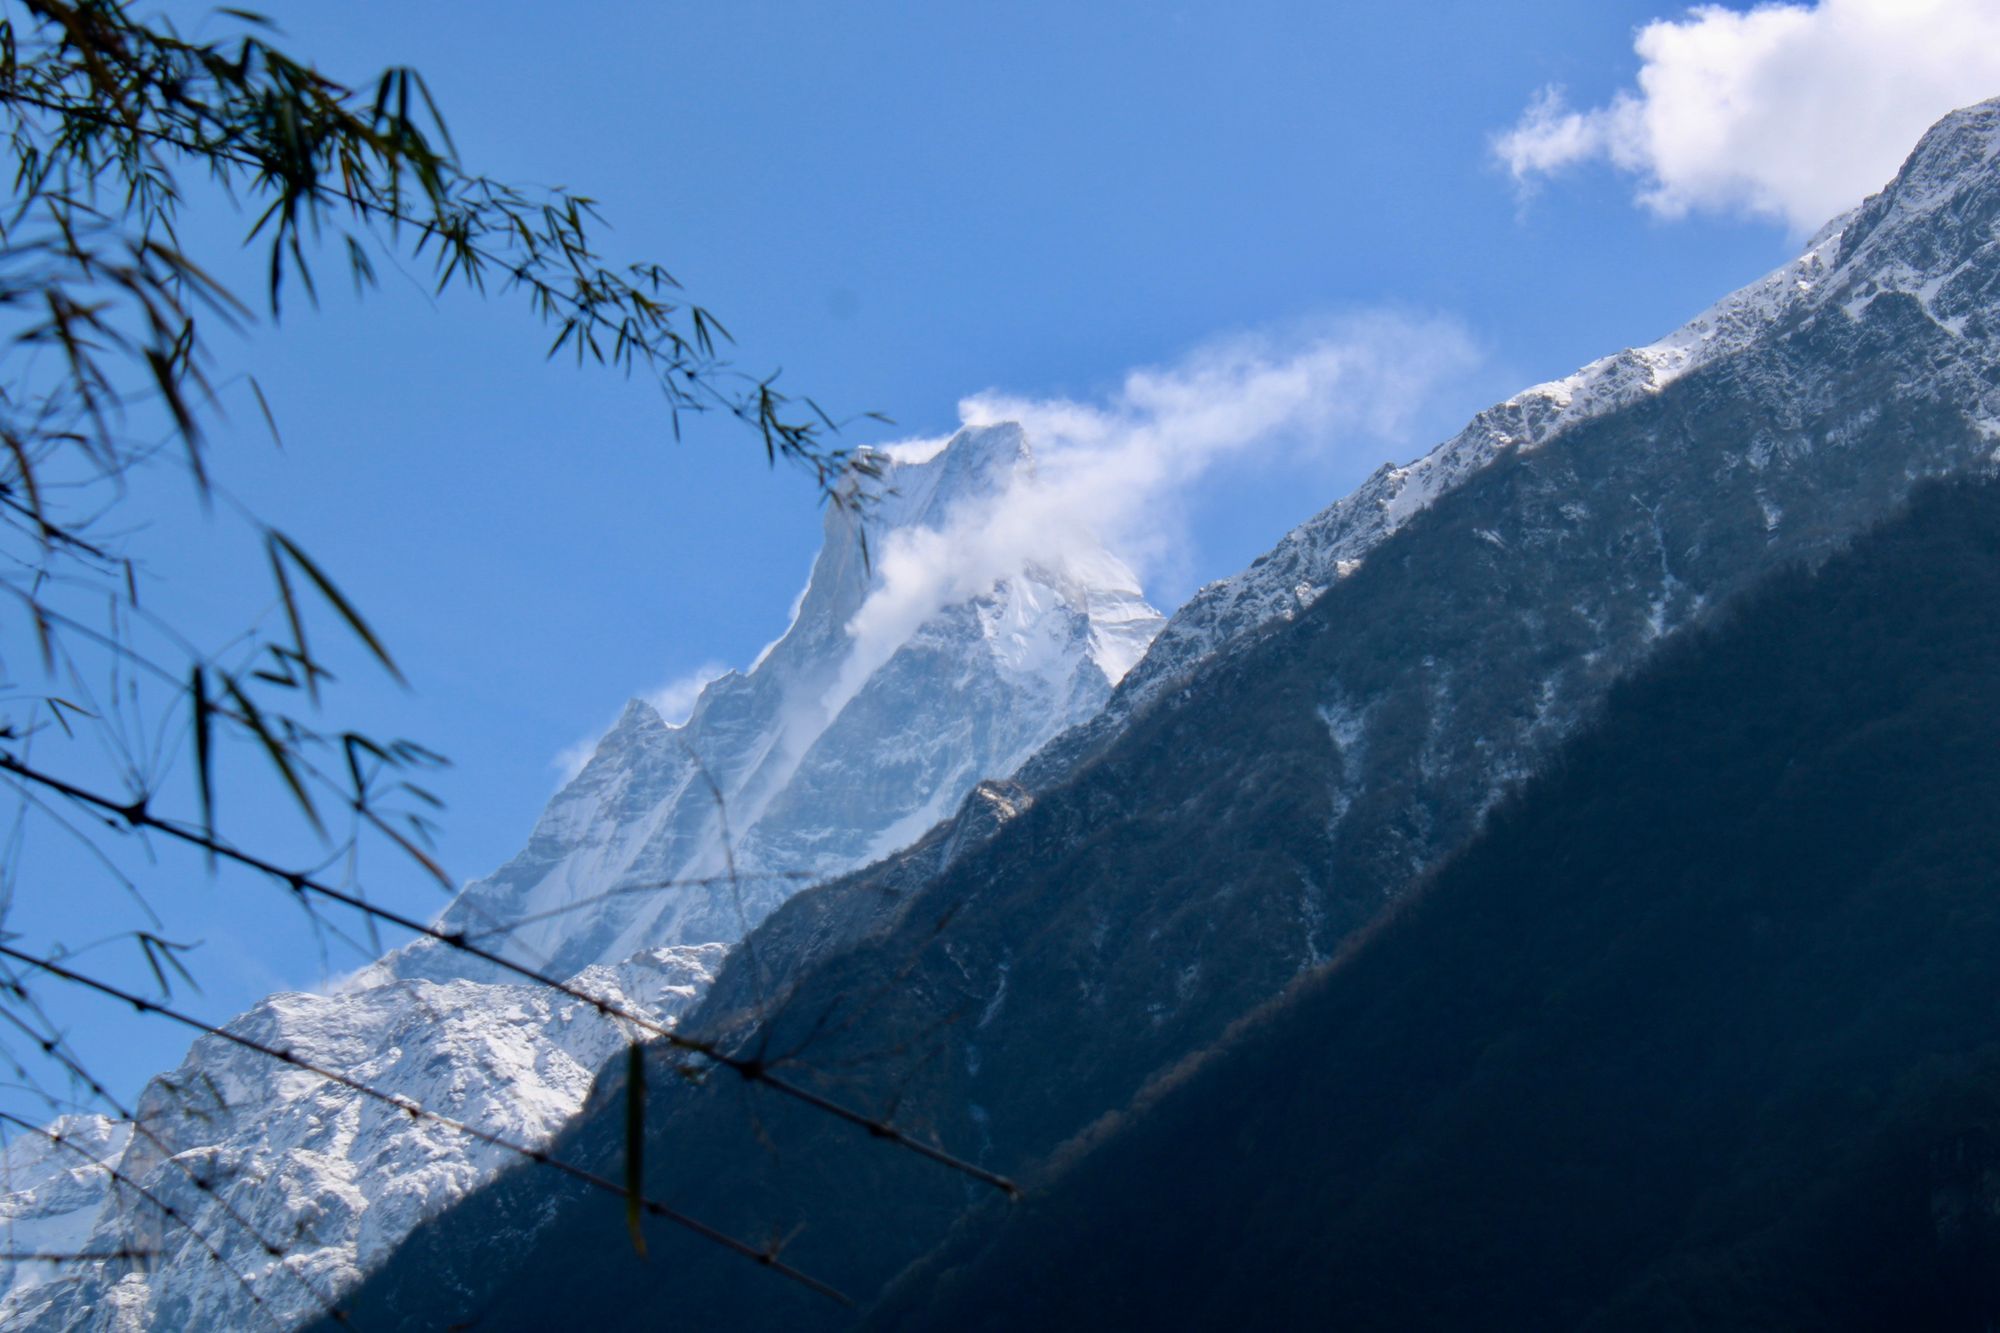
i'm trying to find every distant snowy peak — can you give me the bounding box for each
[845,424,1160,688]
[862,420,1035,529]
[0,1115,131,1306]
[11,423,1166,1332]
[403,421,1162,981]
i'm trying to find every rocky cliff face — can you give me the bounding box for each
[0,427,1162,1331]
[326,97,2000,1333]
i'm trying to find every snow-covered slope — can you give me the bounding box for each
[0,425,1163,1330]
[1024,206,1856,786]
[0,1117,133,1305]
[392,421,1156,983]
[0,947,724,1332]
[1040,95,2000,784]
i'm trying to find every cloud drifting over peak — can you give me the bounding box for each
[832,313,1480,712]
[552,660,726,783]
[644,661,729,726]
[1494,0,2000,234]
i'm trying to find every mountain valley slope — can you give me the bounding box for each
[328,90,2000,1333]
[875,475,2000,1331]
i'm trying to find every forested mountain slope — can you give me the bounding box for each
[876,476,2000,1332]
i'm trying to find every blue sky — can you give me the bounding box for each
[14,0,2000,1106]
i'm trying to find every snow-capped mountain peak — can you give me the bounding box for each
[0,420,1164,1331]
[389,422,1161,982]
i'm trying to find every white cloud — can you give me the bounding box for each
[551,735,600,786]
[546,317,1480,783]
[872,434,951,465]
[1494,0,2000,234]
[551,660,728,783]
[643,660,729,725]
[831,313,1481,714]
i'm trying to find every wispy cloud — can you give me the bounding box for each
[544,316,1480,772]
[1494,0,2000,234]
[644,660,729,725]
[551,736,601,787]
[833,312,1481,712]
[551,660,728,784]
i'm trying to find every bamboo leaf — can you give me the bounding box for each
[358,805,452,890]
[247,374,283,449]
[136,933,202,997]
[265,532,315,703]
[342,731,386,797]
[388,738,448,767]
[191,664,214,847]
[43,696,90,738]
[220,675,322,835]
[268,529,404,684]
[396,780,443,809]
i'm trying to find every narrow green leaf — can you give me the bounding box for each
[387,738,449,767]
[396,780,444,809]
[137,933,202,997]
[31,605,51,676]
[408,69,458,159]
[2,431,45,531]
[358,806,453,890]
[265,533,315,703]
[342,732,386,798]
[191,664,213,850]
[145,346,205,492]
[247,374,283,449]
[221,675,322,835]
[44,695,97,737]
[269,530,405,684]
[137,241,252,320]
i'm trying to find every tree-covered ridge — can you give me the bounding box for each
[875,474,2000,1331]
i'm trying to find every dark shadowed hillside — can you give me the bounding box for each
[872,476,2000,1332]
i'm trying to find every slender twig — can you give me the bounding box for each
[0,751,1021,1198]
[0,1108,290,1331]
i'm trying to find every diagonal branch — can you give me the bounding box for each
[0,942,854,1305]
[0,750,1022,1199]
